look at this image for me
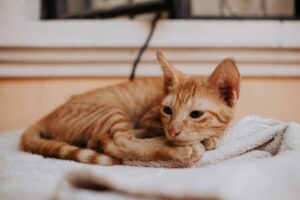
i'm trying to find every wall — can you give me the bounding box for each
[1,46,300,131]
[0,0,300,131]
[0,76,300,131]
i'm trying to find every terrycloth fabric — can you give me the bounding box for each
[0,116,300,200]
[124,116,285,167]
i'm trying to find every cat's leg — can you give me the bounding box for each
[202,136,220,150]
[99,112,203,163]
[103,135,203,163]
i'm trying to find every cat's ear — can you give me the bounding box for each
[156,51,186,92]
[207,58,240,107]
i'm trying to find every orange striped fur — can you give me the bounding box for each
[157,52,240,149]
[21,51,240,166]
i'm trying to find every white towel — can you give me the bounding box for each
[54,116,300,200]
[1,116,300,200]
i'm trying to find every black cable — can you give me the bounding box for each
[129,10,161,81]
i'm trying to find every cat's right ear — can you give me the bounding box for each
[207,58,240,107]
[156,51,185,92]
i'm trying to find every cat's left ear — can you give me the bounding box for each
[207,58,240,107]
[156,51,186,92]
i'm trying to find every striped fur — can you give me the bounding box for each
[22,124,120,165]
[21,51,240,165]
[157,52,240,149]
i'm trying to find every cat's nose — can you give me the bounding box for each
[168,128,181,138]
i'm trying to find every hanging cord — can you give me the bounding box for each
[129,10,161,81]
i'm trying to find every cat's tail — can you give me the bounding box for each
[20,124,121,166]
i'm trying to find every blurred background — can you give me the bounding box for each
[43,0,296,19]
[0,0,300,131]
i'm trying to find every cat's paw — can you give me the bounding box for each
[202,137,219,150]
[170,143,204,164]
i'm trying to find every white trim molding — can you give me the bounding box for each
[0,20,300,48]
[1,48,300,78]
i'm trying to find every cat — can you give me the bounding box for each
[21,51,240,166]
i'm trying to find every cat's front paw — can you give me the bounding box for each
[169,143,205,164]
[202,136,219,150]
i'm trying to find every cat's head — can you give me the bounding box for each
[157,51,240,145]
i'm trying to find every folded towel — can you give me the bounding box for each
[1,116,299,200]
[54,116,300,200]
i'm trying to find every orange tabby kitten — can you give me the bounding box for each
[21,52,240,166]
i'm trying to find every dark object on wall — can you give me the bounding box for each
[129,9,161,81]
[296,0,300,17]
[41,0,190,80]
[41,0,190,19]
[41,0,300,80]
[41,0,67,20]
[42,0,300,20]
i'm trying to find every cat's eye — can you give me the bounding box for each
[190,110,204,119]
[163,106,173,115]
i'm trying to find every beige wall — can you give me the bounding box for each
[0,77,299,132]
[0,1,299,132]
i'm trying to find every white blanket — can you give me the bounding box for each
[1,116,300,200]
